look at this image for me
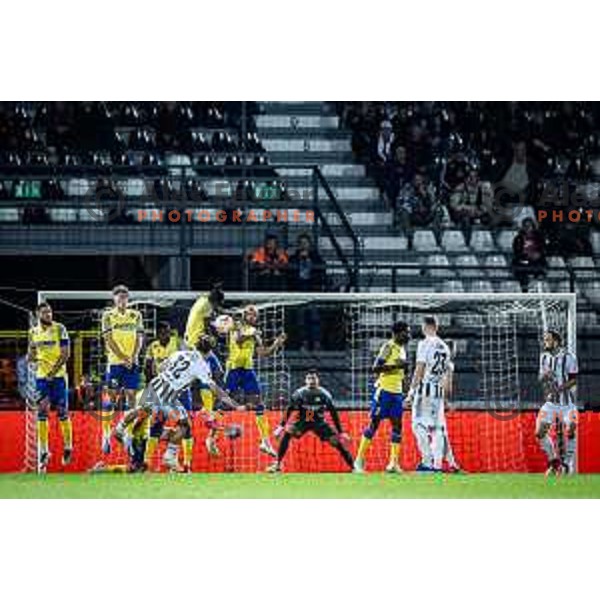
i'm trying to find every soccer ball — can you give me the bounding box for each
[214,314,234,335]
[224,424,243,439]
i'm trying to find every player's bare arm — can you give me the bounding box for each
[256,332,287,357]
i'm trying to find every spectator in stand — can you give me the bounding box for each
[248,233,289,291]
[512,218,547,292]
[288,233,325,351]
[383,145,414,210]
[395,172,442,248]
[448,168,486,245]
[373,120,396,195]
[499,140,532,197]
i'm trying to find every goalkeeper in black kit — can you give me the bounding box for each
[267,368,355,472]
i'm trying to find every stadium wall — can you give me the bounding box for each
[2,412,600,473]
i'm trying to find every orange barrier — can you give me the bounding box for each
[1,411,599,473]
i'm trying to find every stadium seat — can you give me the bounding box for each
[591,230,600,255]
[0,208,19,222]
[468,280,494,293]
[441,230,468,252]
[495,229,515,252]
[439,279,465,293]
[426,254,454,278]
[483,254,509,278]
[551,279,572,293]
[546,256,566,278]
[413,229,438,251]
[497,280,522,293]
[453,254,482,278]
[470,230,495,252]
[570,256,595,279]
[583,280,600,307]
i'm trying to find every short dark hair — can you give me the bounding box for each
[157,321,171,331]
[36,302,51,312]
[209,284,224,306]
[423,315,438,328]
[112,284,129,295]
[306,368,319,376]
[546,329,562,345]
[392,321,409,335]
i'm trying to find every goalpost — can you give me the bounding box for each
[30,291,577,473]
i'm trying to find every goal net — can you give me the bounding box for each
[30,291,576,473]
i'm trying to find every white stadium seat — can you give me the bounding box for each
[468,280,494,293]
[497,280,522,293]
[439,280,465,293]
[591,231,600,255]
[441,230,468,252]
[454,254,482,278]
[426,254,454,278]
[470,230,495,252]
[413,230,438,251]
[484,254,509,277]
[570,256,595,279]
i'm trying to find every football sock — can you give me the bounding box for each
[37,419,49,454]
[182,437,194,467]
[432,427,444,470]
[389,442,400,465]
[443,429,457,466]
[101,410,113,443]
[565,436,576,466]
[335,443,355,470]
[413,423,432,466]
[255,413,270,441]
[356,436,372,462]
[144,437,159,465]
[539,434,556,461]
[164,443,178,464]
[60,419,73,450]
[277,433,291,462]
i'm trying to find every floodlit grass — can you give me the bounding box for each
[1,473,600,498]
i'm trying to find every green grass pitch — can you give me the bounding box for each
[1,473,600,498]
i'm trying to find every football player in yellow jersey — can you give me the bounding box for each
[354,321,410,474]
[100,284,144,454]
[225,304,286,458]
[184,283,224,349]
[27,302,73,472]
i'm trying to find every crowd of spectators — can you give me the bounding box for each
[339,102,600,257]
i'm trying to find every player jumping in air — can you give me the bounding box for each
[28,302,73,472]
[101,284,144,454]
[536,329,578,476]
[144,321,195,470]
[225,304,286,458]
[406,316,452,472]
[114,337,239,471]
[184,283,224,349]
[267,369,354,473]
[354,321,410,474]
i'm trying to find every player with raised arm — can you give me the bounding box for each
[536,329,578,476]
[225,304,286,458]
[114,336,240,470]
[406,316,452,472]
[28,302,73,471]
[267,369,354,473]
[100,284,144,454]
[354,321,410,474]
[184,283,224,349]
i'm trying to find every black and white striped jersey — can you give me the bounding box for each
[539,348,578,406]
[150,349,212,405]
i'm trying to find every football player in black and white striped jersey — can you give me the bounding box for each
[406,316,453,472]
[114,336,240,470]
[536,329,578,475]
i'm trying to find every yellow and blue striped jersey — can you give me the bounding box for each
[29,321,70,379]
[145,333,182,375]
[184,295,211,349]
[226,324,257,370]
[101,307,143,366]
[374,339,406,394]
